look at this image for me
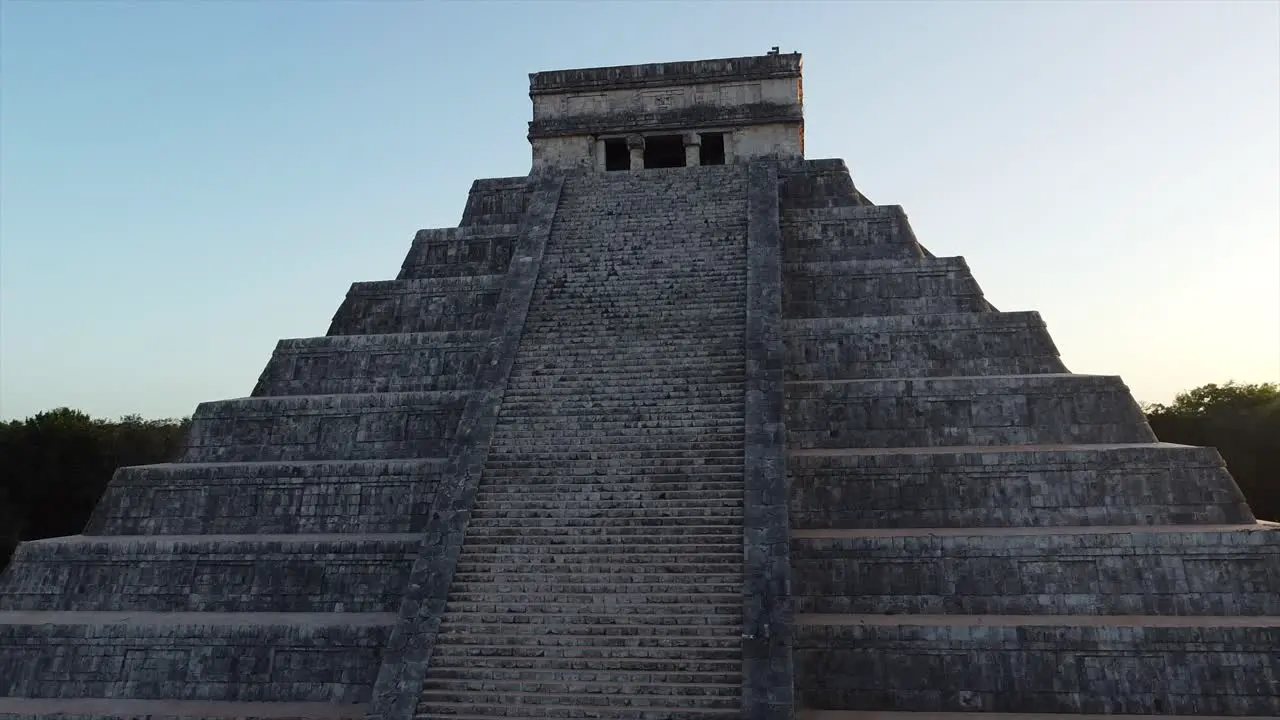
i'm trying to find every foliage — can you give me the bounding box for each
[0,408,190,571]
[1143,382,1279,521]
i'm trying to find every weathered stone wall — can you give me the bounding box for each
[253,332,488,396]
[784,257,993,319]
[397,226,521,279]
[0,535,418,613]
[85,459,445,536]
[459,177,529,227]
[181,392,470,462]
[0,618,391,704]
[784,312,1066,381]
[794,621,1280,714]
[327,276,505,335]
[789,444,1256,530]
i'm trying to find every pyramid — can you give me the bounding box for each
[1,52,1276,720]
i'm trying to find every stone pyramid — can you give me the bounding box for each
[1,52,1276,720]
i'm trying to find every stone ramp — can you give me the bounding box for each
[413,165,751,718]
[781,159,1280,715]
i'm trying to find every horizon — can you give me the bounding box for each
[2,1,1277,421]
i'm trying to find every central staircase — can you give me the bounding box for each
[414,166,753,718]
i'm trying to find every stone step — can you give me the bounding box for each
[794,613,1280,715]
[432,628,742,645]
[784,312,1066,381]
[791,523,1280,615]
[0,698,370,719]
[0,533,418,612]
[497,397,744,410]
[483,456,744,470]
[448,581,742,596]
[463,515,742,529]
[457,533,742,548]
[786,374,1154,450]
[0,611,393,702]
[459,527,741,542]
[507,374,746,388]
[442,600,742,616]
[783,256,992,319]
[419,682,738,702]
[425,666,740,686]
[427,642,741,662]
[253,330,489,396]
[789,442,1256,529]
[328,275,505,335]
[470,498,743,511]
[471,502,742,517]
[452,561,743,576]
[497,400,744,415]
[183,391,470,462]
[487,442,744,457]
[416,692,737,714]
[444,592,742,607]
[489,431,743,445]
[416,700,738,719]
[85,459,444,536]
[478,466,744,478]
[437,612,741,628]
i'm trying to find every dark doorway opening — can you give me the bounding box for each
[604,139,629,171]
[700,133,726,166]
[643,135,685,169]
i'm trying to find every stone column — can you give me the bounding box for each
[626,135,645,170]
[683,133,701,167]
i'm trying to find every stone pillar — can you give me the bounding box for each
[684,133,701,167]
[627,135,645,170]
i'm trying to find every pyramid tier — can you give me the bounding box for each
[784,312,1067,381]
[327,275,505,335]
[0,533,421,613]
[397,224,522,279]
[786,374,1155,449]
[181,391,469,462]
[252,331,489,396]
[0,612,393,703]
[86,459,444,536]
[789,443,1255,529]
[783,257,993,319]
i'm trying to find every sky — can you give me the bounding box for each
[1,0,1277,421]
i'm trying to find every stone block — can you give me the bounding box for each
[0,612,392,703]
[396,226,520,279]
[0,534,420,613]
[781,205,927,263]
[85,460,444,536]
[783,257,992,319]
[789,443,1256,529]
[786,374,1156,449]
[794,617,1280,714]
[784,312,1067,381]
[326,276,504,336]
[181,392,469,463]
[791,524,1280,615]
[252,331,489,396]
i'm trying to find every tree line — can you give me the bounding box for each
[0,381,1276,572]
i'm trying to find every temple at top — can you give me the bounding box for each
[528,51,804,171]
[0,50,1276,720]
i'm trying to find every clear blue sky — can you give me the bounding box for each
[2,0,1277,421]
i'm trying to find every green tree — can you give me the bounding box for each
[1144,382,1279,521]
[0,409,189,571]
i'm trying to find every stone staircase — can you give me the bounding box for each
[780,160,1280,716]
[0,183,543,718]
[413,166,751,718]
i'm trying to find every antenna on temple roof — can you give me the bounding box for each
[767,46,780,55]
